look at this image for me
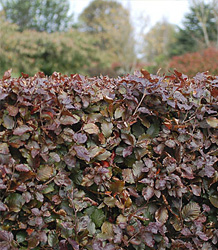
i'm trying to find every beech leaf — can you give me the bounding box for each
[83,123,99,134]
[155,206,168,224]
[209,195,218,208]
[206,117,218,128]
[13,125,33,136]
[182,202,201,222]
[74,145,90,162]
[60,115,80,125]
[142,186,154,201]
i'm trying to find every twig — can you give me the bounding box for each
[133,89,147,116]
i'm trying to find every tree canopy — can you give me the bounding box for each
[1,0,73,32]
[79,0,136,74]
[169,1,218,56]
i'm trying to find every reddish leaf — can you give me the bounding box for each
[13,125,33,136]
[15,164,30,172]
[6,105,19,117]
[3,69,12,80]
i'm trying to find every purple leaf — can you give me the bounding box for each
[64,154,76,167]
[142,186,154,201]
[68,239,79,250]
[15,164,30,172]
[74,145,90,162]
[122,146,133,157]
[0,231,13,242]
[141,232,154,247]
[13,125,33,136]
[0,201,7,212]
[73,133,87,144]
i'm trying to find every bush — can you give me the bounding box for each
[0,70,218,249]
[169,47,218,76]
[0,13,104,77]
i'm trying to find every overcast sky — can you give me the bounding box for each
[71,0,191,29]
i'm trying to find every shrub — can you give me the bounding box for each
[169,47,218,76]
[0,69,218,249]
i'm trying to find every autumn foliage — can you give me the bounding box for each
[0,70,218,249]
[169,47,218,76]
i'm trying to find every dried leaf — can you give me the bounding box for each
[3,69,12,80]
[101,222,114,237]
[6,105,19,117]
[83,123,99,134]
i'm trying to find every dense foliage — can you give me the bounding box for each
[0,70,218,249]
[169,1,218,57]
[1,0,72,32]
[169,47,218,76]
[0,13,105,77]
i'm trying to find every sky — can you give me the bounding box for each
[70,0,191,30]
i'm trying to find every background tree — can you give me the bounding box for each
[169,1,217,56]
[1,0,73,32]
[0,10,101,76]
[79,0,136,75]
[141,19,177,73]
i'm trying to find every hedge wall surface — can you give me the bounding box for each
[0,69,218,250]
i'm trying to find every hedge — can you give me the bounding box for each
[0,69,218,250]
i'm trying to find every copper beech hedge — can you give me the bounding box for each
[0,69,218,250]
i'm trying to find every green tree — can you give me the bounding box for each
[0,11,102,77]
[169,1,217,56]
[1,0,73,32]
[79,0,136,75]
[141,20,177,73]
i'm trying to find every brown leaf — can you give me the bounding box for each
[122,169,135,184]
[37,165,54,181]
[155,206,168,224]
[3,69,12,80]
[206,117,218,128]
[6,105,19,117]
[60,115,80,125]
[83,123,99,134]
[182,202,201,222]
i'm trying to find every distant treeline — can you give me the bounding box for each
[0,0,218,77]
